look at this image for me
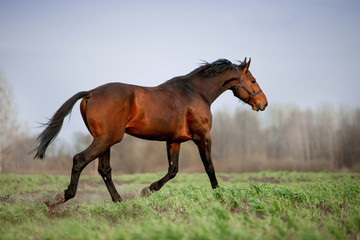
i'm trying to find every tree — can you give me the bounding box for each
[0,75,19,173]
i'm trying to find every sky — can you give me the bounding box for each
[1,0,360,141]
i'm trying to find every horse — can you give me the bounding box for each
[34,58,268,206]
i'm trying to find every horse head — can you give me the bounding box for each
[233,58,268,111]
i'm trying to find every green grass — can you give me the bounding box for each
[0,172,359,239]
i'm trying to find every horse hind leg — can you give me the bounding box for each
[98,148,122,202]
[47,139,111,207]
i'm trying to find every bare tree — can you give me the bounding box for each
[0,75,19,173]
[212,111,233,164]
[337,108,360,168]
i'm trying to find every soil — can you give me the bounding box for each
[0,177,144,215]
[248,177,281,184]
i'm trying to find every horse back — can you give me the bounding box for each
[83,82,211,143]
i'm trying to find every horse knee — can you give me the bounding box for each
[98,166,112,179]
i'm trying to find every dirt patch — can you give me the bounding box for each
[79,179,136,187]
[151,204,187,217]
[45,206,81,218]
[296,178,311,182]
[248,177,281,184]
[331,175,351,180]
[114,179,136,185]
[339,201,355,211]
[0,195,14,204]
[239,199,250,212]
[79,179,102,187]
[219,175,234,182]
[229,206,241,214]
[316,202,334,215]
[46,189,139,209]
[3,188,142,214]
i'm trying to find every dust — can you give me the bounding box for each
[0,176,143,215]
[1,187,143,216]
[79,179,136,187]
[45,188,140,210]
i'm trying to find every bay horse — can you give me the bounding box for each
[34,58,267,206]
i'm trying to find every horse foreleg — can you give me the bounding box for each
[195,136,219,189]
[142,142,180,196]
[98,148,122,202]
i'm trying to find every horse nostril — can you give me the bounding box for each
[256,103,262,111]
[257,102,268,111]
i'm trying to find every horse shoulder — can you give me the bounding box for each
[185,99,212,140]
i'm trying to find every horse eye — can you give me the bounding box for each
[251,79,256,83]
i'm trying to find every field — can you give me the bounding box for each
[0,172,359,240]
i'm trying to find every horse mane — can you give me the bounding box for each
[161,59,245,87]
[189,59,245,78]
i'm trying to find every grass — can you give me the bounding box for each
[0,171,359,239]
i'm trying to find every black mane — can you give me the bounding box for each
[161,59,245,87]
[190,59,244,78]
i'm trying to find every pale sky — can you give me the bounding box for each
[1,0,360,140]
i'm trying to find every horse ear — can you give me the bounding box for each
[243,57,251,73]
[243,57,247,65]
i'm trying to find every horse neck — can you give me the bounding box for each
[192,70,237,105]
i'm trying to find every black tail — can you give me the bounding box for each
[33,91,90,159]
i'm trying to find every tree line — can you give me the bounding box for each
[1,76,359,174]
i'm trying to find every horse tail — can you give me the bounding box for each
[33,91,90,159]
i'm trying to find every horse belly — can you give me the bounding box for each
[125,112,191,141]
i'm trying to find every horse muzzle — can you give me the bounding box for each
[253,101,268,111]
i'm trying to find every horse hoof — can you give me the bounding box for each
[44,193,65,208]
[140,187,151,197]
[54,193,66,204]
